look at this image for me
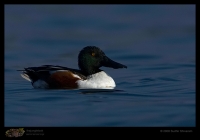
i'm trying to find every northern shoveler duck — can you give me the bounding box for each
[18,46,127,89]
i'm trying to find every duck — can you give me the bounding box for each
[18,46,127,89]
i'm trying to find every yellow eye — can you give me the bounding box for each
[91,52,95,56]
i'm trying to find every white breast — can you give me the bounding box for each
[76,71,116,89]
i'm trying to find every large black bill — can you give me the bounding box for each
[102,56,127,69]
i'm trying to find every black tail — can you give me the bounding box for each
[19,67,51,83]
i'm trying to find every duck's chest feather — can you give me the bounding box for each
[77,71,116,89]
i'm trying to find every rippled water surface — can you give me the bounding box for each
[5,5,195,126]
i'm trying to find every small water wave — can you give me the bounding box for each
[79,89,125,94]
[116,54,161,60]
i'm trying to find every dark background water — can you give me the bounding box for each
[5,4,195,127]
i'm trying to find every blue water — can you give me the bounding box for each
[5,5,195,127]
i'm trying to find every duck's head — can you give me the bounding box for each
[78,46,127,76]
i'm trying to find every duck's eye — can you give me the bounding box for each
[91,52,95,57]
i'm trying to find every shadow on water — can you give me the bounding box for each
[79,89,125,94]
[34,88,126,94]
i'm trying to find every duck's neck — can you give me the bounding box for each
[81,68,102,76]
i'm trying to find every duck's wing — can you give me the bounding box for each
[18,65,87,83]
